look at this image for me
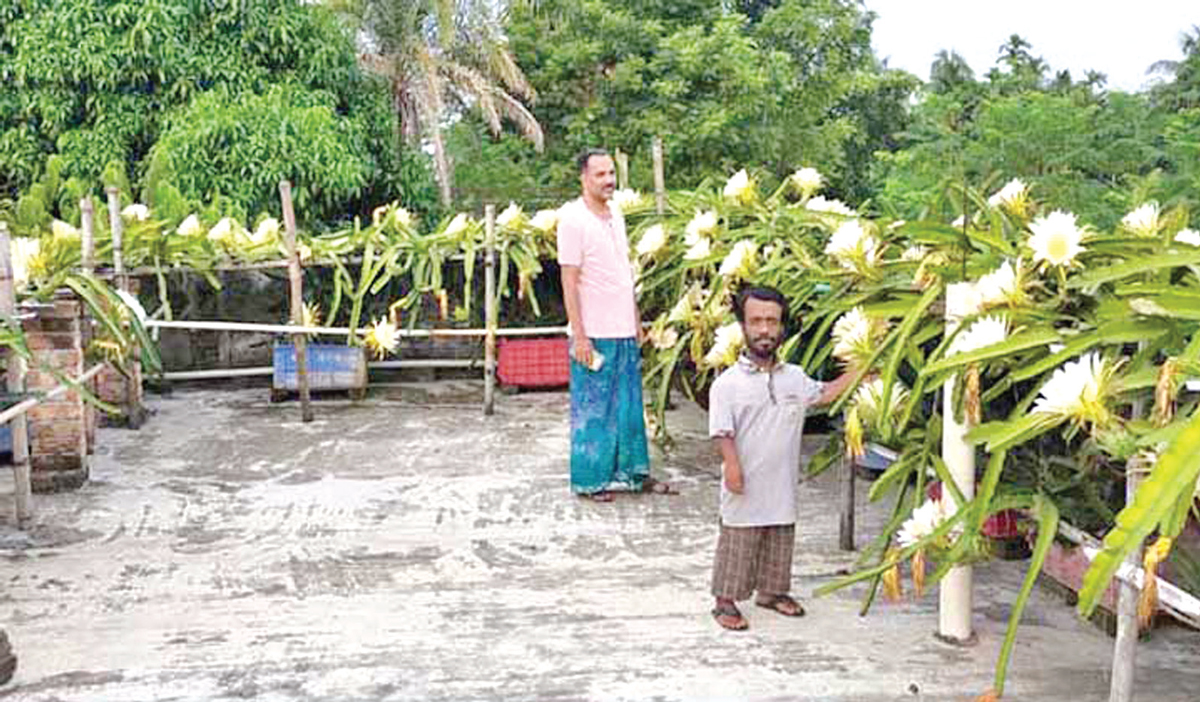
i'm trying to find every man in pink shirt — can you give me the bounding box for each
[557,149,672,501]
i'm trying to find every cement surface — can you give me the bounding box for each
[1,384,1198,701]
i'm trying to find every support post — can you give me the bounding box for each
[0,223,32,526]
[79,198,97,446]
[104,188,126,292]
[1108,470,1141,702]
[483,204,496,416]
[939,286,976,644]
[279,181,313,422]
[839,456,855,551]
[80,198,95,276]
[104,188,142,426]
[1109,390,1148,702]
[652,136,666,216]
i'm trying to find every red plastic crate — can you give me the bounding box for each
[497,337,570,388]
[927,481,1022,538]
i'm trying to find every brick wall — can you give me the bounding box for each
[21,294,88,492]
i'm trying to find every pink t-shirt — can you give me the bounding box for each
[556,198,638,339]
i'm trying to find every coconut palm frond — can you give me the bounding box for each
[488,87,545,152]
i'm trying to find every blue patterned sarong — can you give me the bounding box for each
[569,337,650,494]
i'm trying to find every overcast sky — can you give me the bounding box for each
[865,1,1198,92]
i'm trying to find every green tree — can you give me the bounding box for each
[505,0,911,198]
[928,49,976,95]
[328,0,544,206]
[1148,25,1200,110]
[0,0,433,225]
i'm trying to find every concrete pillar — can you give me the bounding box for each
[939,287,976,644]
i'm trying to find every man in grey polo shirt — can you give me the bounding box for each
[709,286,857,631]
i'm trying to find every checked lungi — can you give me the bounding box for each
[569,337,650,494]
[711,523,796,600]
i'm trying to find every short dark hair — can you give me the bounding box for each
[734,285,789,326]
[576,147,610,174]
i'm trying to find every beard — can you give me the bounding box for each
[749,334,780,358]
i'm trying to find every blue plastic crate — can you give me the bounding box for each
[273,343,367,392]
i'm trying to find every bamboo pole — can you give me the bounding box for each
[652,136,666,216]
[0,364,106,427]
[0,223,32,526]
[279,181,313,422]
[483,204,496,416]
[105,187,140,424]
[939,287,976,645]
[80,198,96,276]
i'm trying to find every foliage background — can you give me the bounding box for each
[0,0,437,229]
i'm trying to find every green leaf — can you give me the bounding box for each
[1126,295,1200,320]
[992,494,1058,696]
[1007,319,1172,383]
[966,413,1065,452]
[1067,251,1200,289]
[921,327,1061,376]
[1078,407,1200,618]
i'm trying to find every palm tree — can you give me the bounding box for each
[1147,25,1200,109]
[328,0,544,206]
[928,49,975,94]
[1146,24,1200,79]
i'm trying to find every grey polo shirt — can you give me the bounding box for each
[708,355,825,527]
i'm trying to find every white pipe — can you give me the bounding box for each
[939,285,975,644]
[161,359,482,381]
[0,364,107,427]
[162,368,274,381]
[145,319,568,338]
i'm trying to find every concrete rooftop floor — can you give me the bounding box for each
[1,383,1198,701]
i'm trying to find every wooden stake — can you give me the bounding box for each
[80,198,96,276]
[105,188,126,292]
[105,187,140,424]
[279,181,313,422]
[652,136,666,216]
[839,456,856,551]
[615,149,629,191]
[483,204,496,416]
[1110,391,1148,702]
[0,223,32,526]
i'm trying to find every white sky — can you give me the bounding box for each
[865,1,1199,92]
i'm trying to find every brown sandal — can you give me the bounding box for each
[712,602,749,631]
[640,477,678,495]
[755,594,805,617]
